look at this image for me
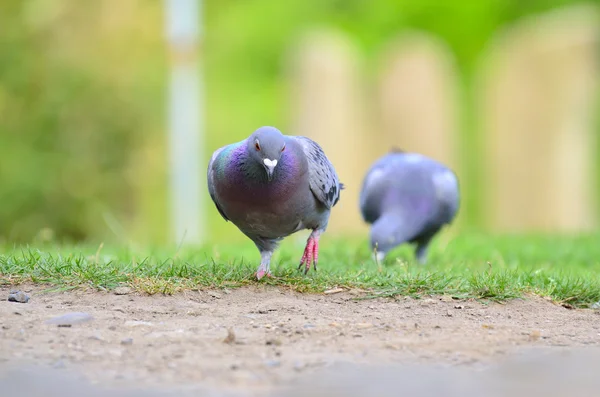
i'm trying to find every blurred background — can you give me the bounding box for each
[0,0,599,246]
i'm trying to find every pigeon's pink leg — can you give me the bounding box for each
[312,237,320,272]
[299,239,314,269]
[298,230,321,274]
[256,251,273,280]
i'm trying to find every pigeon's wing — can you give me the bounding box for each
[397,167,459,243]
[392,162,458,241]
[207,146,230,222]
[293,136,343,209]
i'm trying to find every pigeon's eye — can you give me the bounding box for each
[255,141,261,151]
[281,145,286,152]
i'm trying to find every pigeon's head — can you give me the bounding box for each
[369,217,402,262]
[248,126,287,181]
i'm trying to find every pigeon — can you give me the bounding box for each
[359,149,459,264]
[207,126,343,279]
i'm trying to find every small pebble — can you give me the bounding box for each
[529,330,541,341]
[8,291,30,303]
[46,312,93,326]
[265,338,282,346]
[121,337,134,345]
[223,328,236,344]
[264,360,281,368]
[114,286,133,296]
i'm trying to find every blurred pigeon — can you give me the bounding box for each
[359,149,459,263]
[207,126,343,279]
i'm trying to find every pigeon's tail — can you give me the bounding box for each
[389,146,405,153]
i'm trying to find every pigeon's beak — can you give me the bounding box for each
[263,158,278,182]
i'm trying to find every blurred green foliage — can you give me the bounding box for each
[0,0,598,243]
[0,1,164,242]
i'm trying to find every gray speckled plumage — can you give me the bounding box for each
[359,150,459,263]
[207,126,343,279]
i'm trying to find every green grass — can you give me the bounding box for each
[1,233,599,308]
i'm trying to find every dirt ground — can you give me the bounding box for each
[1,284,599,396]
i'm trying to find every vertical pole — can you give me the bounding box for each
[164,0,204,245]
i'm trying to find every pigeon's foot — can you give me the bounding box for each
[298,231,321,275]
[255,263,272,280]
[255,270,272,280]
[255,251,273,280]
[298,238,314,273]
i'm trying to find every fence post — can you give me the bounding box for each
[377,32,460,172]
[286,30,373,236]
[479,5,599,232]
